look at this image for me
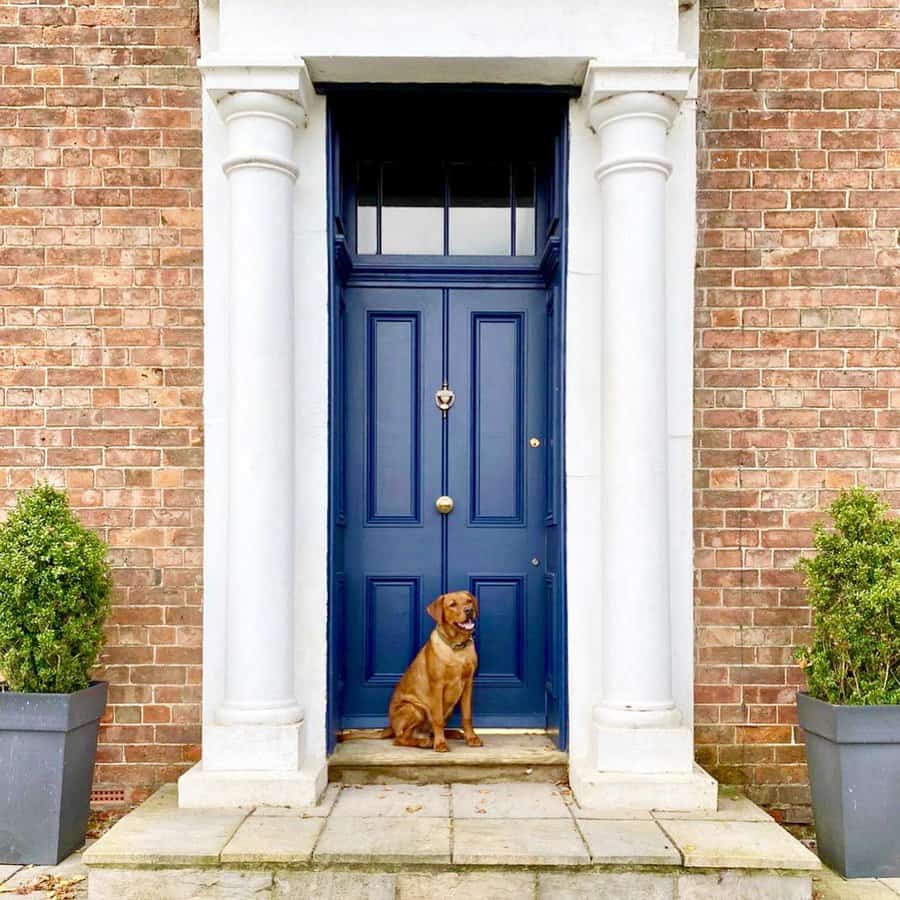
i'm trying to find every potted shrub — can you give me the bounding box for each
[796,487,900,878]
[0,484,111,865]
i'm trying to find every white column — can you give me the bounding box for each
[180,83,326,807]
[570,86,716,812]
[593,92,683,746]
[217,90,304,728]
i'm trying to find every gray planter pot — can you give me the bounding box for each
[798,691,900,878]
[0,680,107,865]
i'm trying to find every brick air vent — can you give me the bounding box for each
[90,789,126,805]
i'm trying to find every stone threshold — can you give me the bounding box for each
[329,731,568,784]
[83,782,820,898]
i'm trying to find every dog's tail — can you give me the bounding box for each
[337,728,393,742]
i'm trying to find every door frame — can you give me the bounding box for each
[325,86,570,751]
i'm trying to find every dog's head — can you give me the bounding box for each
[426,591,478,636]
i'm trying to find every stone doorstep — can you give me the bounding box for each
[83,782,820,875]
[329,732,568,785]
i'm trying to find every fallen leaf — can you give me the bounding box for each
[405,804,423,814]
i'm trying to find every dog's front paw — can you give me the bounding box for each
[433,741,449,753]
[466,735,483,747]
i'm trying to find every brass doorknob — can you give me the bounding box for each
[435,495,454,515]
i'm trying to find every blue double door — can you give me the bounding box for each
[341,285,550,727]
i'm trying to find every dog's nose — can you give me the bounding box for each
[464,606,473,617]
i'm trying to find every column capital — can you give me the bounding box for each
[581,57,696,111]
[199,55,314,116]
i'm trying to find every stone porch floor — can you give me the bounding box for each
[75,780,830,898]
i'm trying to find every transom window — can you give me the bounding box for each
[331,91,564,262]
[356,160,536,256]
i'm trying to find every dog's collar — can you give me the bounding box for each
[433,627,473,651]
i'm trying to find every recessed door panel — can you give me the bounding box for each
[471,313,525,524]
[367,313,421,523]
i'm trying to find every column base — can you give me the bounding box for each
[570,761,718,813]
[177,760,327,809]
[204,721,304,772]
[594,722,694,774]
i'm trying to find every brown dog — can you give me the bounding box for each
[340,591,483,752]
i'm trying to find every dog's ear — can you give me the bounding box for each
[426,595,445,624]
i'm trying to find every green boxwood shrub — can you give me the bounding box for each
[797,487,900,706]
[0,484,111,694]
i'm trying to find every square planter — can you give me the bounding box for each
[0,680,108,865]
[798,691,900,878]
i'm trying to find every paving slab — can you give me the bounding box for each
[453,818,590,866]
[572,804,654,820]
[451,781,571,818]
[880,879,900,897]
[659,819,820,870]
[82,786,248,866]
[813,868,899,900]
[314,816,451,864]
[654,792,772,822]
[0,865,22,883]
[331,783,450,818]
[253,782,340,817]
[579,819,681,865]
[0,854,88,900]
[220,814,323,863]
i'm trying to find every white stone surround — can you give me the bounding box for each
[182,0,714,812]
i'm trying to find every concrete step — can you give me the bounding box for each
[83,783,821,900]
[328,730,568,784]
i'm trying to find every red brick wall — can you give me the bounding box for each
[696,1,900,824]
[3,0,898,820]
[0,0,202,804]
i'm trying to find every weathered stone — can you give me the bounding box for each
[880,879,900,897]
[0,866,23,883]
[452,819,589,866]
[677,871,813,900]
[274,871,395,898]
[220,815,323,864]
[88,868,274,900]
[654,791,772,822]
[579,819,681,865]
[659,820,820,870]
[537,872,676,899]
[330,732,564,767]
[814,868,897,900]
[82,788,247,866]
[398,872,536,899]
[314,816,451,864]
[451,782,571,819]
[331,783,450,818]
[572,805,654,820]
[253,783,341,818]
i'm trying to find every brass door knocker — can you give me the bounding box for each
[434,381,455,416]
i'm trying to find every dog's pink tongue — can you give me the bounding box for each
[461,621,475,631]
